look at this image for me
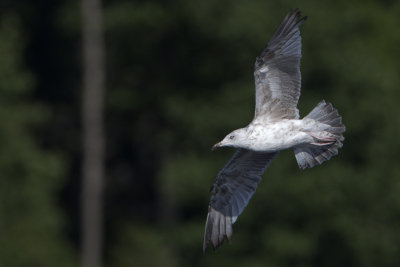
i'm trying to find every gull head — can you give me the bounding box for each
[212,128,248,150]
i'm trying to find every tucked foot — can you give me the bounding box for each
[309,133,336,146]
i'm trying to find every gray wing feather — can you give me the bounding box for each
[253,9,307,122]
[203,149,278,252]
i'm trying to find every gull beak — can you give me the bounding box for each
[211,142,222,151]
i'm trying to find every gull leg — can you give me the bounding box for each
[309,133,336,146]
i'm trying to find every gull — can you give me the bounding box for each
[203,8,345,252]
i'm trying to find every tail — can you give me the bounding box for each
[294,100,345,169]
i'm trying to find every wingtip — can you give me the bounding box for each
[203,207,233,253]
[202,236,222,253]
[290,8,307,24]
[294,9,307,26]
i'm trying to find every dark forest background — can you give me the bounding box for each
[1,0,400,266]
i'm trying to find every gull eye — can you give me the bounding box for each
[229,135,235,140]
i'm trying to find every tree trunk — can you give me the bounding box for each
[81,0,105,266]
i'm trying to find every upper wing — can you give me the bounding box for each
[253,9,307,122]
[203,149,278,251]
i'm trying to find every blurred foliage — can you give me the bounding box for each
[2,0,400,266]
[0,15,75,266]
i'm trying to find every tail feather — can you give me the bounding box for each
[294,100,345,169]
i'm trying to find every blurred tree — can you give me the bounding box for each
[81,0,106,266]
[0,14,75,267]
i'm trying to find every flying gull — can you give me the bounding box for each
[203,8,345,252]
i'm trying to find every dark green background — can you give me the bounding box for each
[1,0,400,266]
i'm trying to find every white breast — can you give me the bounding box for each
[247,120,313,152]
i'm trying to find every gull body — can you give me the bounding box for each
[203,9,345,252]
[215,119,326,152]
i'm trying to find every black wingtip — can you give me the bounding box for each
[292,8,307,24]
[255,7,307,71]
[203,207,233,253]
[287,8,307,23]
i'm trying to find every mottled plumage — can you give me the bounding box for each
[203,9,345,252]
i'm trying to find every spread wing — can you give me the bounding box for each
[253,9,307,123]
[203,149,278,251]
